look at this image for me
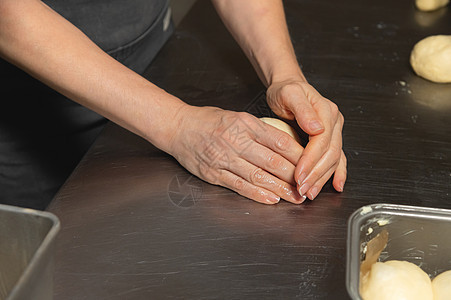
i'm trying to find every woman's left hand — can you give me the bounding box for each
[266,78,347,200]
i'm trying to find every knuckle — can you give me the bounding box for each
[317,137,331,152]
[339,113,345,128]
[250,167,265,185]
[328,101,339,115]
[211,125,224,139]
[232,176,246,192]
[331,149,342,164]
[327,102,340,121]
[280,83,306,105]
[236,111,250,119]
[294,102,312,116]
[327,145,342,162]
[236,111,255,125]
[267,153,283,170]
[329,143,342,155]
[198,164,220,184]
[275,134,291,150]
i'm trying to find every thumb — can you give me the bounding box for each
[287,96,324,135]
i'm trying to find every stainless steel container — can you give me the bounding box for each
[346,203,451,300]
[0,204,60,300]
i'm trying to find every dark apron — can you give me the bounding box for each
[0,0,173,209]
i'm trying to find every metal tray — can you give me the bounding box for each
[346,203,451,300]
[0,204,60,300]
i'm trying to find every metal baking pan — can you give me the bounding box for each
[346,203,451,300]
[0,204,60,300]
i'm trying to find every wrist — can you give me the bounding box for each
[266,61,307,87]
[135,90,190,154]
[269,71,307,87]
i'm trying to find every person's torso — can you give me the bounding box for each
[43,0,169,53]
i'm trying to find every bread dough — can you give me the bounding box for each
[259,117,301,143]
[410,35,451,83]
[415,0,449,11]
[432,270,451,300]
[360,260,433,300]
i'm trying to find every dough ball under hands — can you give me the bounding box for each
[360,260,433,300]
[410,35,451,83]
[259,117,301,144]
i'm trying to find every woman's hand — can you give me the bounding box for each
[168,105,307,204]
[267,78,347,200]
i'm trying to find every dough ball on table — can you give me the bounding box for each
[415,0,449,11]
[360,260,433,300]
[432,270,451,300]
[410,35,451,83]
[259,117,301,144]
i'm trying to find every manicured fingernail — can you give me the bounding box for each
[297,172,307,186]
[309,120,324,133]
[299,183,310,196]
[309,187,319,200]
[337,182,344,192]
[266,195,280,204]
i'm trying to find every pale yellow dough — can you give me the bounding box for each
[259,117,301,143]
[415,0,449,11]
[410,35,451,83]
[432,270,451,300]
[360,260,433,300]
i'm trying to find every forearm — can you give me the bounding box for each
[0,0,186,152]
[211,0,306,86]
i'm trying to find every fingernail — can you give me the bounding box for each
[309,120,324,133]
[292,194,307,204]
[297,172,307,186]
[266,195,280,204]
[309,186,319,200]
[337,182,344,192]
[299,183,310,196]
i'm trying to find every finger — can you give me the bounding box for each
[284,84,325,135]
[332,152,347,192]
[227,158,306,204]
[302,150,344,200]
[298,150,340,200]
[298,153,339,200]
[252,119,304,166]
[239,139,298,185]
[297,119,343,196]
[295,128,333,187]
[295,107,342,186]
[306,165,337,200]
[305,151,347,200]
[219,115,306,203]
[217,112,303,166]
[218,169,280,205]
